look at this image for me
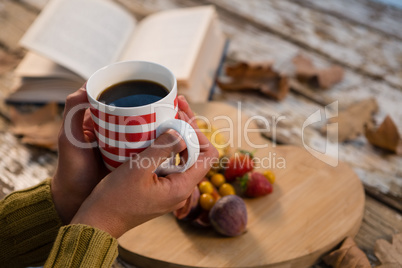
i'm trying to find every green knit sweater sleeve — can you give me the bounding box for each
[45,224,118,267]
[0,179,62,267]
[0,179,119,268]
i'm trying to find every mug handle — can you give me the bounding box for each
[153,119,200,176]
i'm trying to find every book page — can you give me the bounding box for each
[20,0,136,79]
[178,18,226,102]
[120,6,215,82]
[15,52,83,82]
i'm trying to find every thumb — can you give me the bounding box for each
[138,129,187,173]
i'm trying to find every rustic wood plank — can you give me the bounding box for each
[354,195,402,265]
[295,0,402,41]
[0,0,38,52]
[117,0,402,128]
[365,185,402,214]
[0,62,23,119]
[0,1,34,118]
[0,115,57,199]
[0,57,56,199]
[205,0,402,90]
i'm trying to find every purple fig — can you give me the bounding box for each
[174,186,201,220]
[209,195,247,236]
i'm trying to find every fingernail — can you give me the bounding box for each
[178,95,187,103]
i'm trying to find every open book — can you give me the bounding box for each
[8,0,226,104]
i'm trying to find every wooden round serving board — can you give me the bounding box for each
[118,102,365,268]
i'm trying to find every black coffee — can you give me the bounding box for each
[97,80,169,107]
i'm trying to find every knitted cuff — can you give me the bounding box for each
[0,178,63,267]
[45,224,118,267]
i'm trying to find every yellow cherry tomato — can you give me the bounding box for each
[263,170,276,184]
[217,148,226,158]
[207,169,216,178]
[215,132,226,145]
[210,173,225,187]
[219,183,236,196]
[196,119,208,129]
[198,181,214,194]
[199,193,215,210]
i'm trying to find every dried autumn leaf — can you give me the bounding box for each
[323,98,378,142]
[293,54,344,89]
[365,115,402,155]
[217,61,289,101]
[374,233,402,268]
[293,54,317,78]
[317,66,344,89]
[18,120,61,151]
[323,237,370,268]
[9,103,62,150]
[225,62,277,78]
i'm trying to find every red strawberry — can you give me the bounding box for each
[241,171,273,197]
[224,150,254,181]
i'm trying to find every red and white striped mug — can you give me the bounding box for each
[87,61,200,174]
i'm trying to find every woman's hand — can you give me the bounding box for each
[51,86,109,224]
[71,96,218,238]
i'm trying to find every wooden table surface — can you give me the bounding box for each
[0,0,401,267]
